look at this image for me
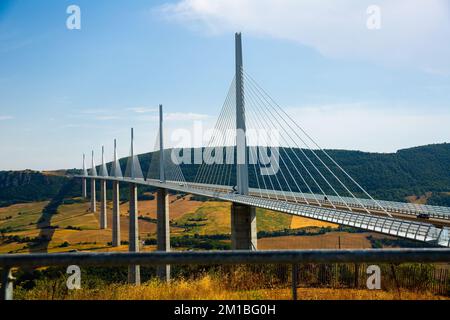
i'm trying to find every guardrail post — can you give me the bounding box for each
[1,267,14,300]
[291,263,298,301]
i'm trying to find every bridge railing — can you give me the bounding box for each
[73,174,450,220]
[1,249,450,300]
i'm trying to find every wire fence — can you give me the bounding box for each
[2,250,450,300]
[296,263,449,295]
[225,263,449,296]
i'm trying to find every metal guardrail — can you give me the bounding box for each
[187,181,450,219]
[74,175,450,220]
[2,249,450,300]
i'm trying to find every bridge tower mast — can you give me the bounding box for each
[112,139,121,247]
[128,128,140,285]
[235,32,249,195]
[82,153,87,198]
[157,104,171,281]
[159,104,165,183]
[100,146,107,229]
[232,33,257,251]
[90,150,97,213]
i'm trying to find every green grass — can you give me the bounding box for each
[50,202,97,230]
[0,201,49,232]
[173,202,293,235]
[256,208,292,232]
[173,201,231,235]
[0,197,341,254]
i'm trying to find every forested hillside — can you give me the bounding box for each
[0,171,66,207]
[1,143,449,205]
[136,143,450,202]
[313,143,450,201]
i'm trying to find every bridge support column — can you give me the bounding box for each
[231,203,257,250]
[90,179,96,212]
[100,180,107,229]
[128,183,140,285]
[82,178,87,199]
[112,181,121,247]
[157,188,171,282]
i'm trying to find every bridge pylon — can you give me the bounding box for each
[128,128,141,285]
[232,32,257,251]
[90,150,97,213]
[235,32,249,196]
[128,182,140,285]
[99,146,108,229]
[156,104,171,282]
[112,139,121,247]
[82,153,87,198]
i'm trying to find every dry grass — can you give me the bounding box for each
[129,194,204,220]
[173,201,232,235]
[290,216,338,229]
[256,208,292,232]
[258,232,375,249]
[173,203,296,235]
[0,197,406,254]
[405,192,432,205]
[0,242,28,253]
[17,274,447,300]
[52,202,97,230]
[0,199,375,254]
[0,201,49,231]
[42,170,67,176]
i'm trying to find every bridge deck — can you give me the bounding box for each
[177,182,450,221]
[74,175,450,247]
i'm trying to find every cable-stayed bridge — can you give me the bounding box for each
[73,33,450,284]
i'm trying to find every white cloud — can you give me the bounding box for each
[160,0,450,74]
[0,115,13,121]
[126,107,158,114]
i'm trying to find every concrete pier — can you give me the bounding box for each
[157,188,171,281]
[82,153,87,199]
[82,178,87,199]
[128,183,140,285]
[90,179,96,212]
[112,181,121,247]
[100,180,107,229]
[231,203,257,250]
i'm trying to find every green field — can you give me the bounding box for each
[0,201,49,232]
[0,195,330,254]
[0,193,418,254]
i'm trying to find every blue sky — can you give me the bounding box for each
[0,0,449,170]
